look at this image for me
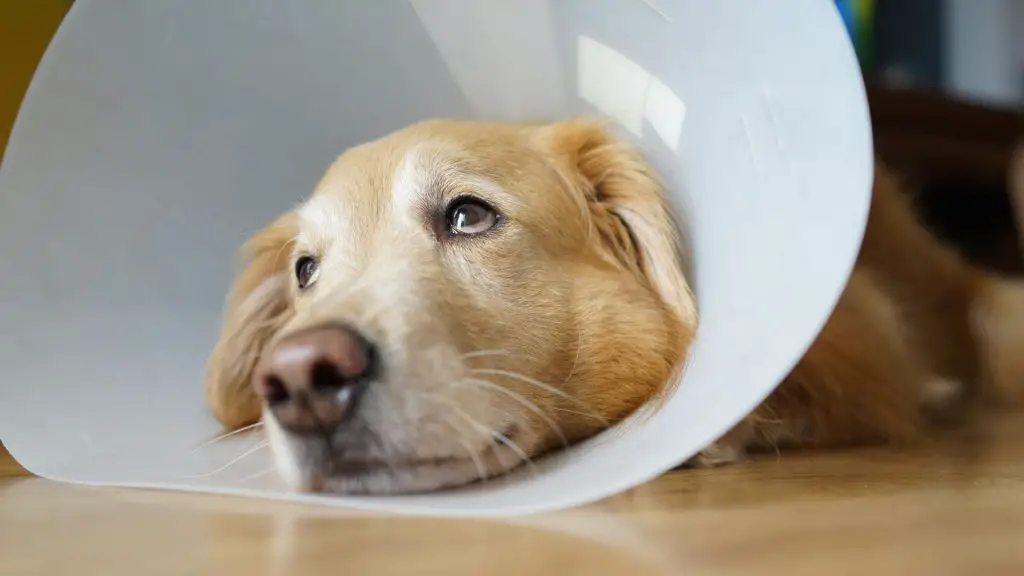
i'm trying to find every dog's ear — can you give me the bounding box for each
[535,118,697,328]
[205,213,297,430]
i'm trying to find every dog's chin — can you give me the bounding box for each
[278,454,513,495]
[316,458,497,495]
[263,414,525,495]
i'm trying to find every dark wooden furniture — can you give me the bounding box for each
[866,82,1024,274]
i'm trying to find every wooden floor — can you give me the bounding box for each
[3,416,1024,575]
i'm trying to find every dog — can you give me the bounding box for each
[693,162,1024,466]
[204,118,1024,493]
[205,119,697,493]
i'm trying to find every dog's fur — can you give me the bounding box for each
[206,119,696,493]
[205,118,1024,492]
[694,164,1024,466]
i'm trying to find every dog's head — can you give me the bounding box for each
[205,118,696,494]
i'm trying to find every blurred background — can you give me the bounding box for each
[835,0,1024,274]
[837,0,1022,107]
[2,0,1023,271]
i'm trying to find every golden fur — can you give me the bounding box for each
[206,118,696,493]
[206,117,1024,491]
[695,159,1024,465]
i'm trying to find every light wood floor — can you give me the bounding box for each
[4,415,1024,575]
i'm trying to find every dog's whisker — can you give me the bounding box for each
[447,405,537,474]
[550,406,609,421]
[237,466,278,484]
[459,349,546,369]
[471,368,609,425]
[464,442,489,482]
[417,392,499,472]
[563,324,582,385]
[190,422,265,453]
[460,349,509,360]
[459,377,569,448]
[182,440,269,479]
[419,391,536,474]
[491,430,535,472]
[454,428,489,484]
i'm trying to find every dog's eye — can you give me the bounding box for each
[294,256,319,290]
[446,197,500,236]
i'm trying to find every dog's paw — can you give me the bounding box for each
[684,441,746,468]
[919,376,970,427]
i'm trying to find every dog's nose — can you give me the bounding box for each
[253,325,376,435]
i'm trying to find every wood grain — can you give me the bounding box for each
[4,415,1024,575]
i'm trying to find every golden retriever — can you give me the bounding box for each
[204,118,1024,493]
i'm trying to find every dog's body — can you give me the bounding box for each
[694,165,1024,466]
[205,118,1024,493]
